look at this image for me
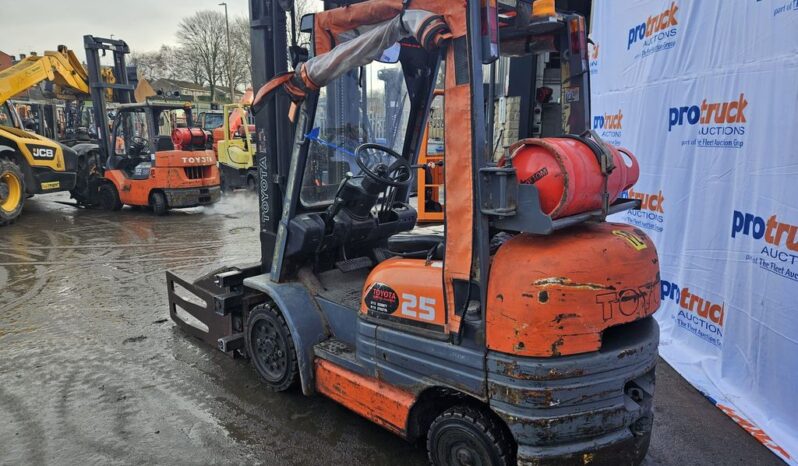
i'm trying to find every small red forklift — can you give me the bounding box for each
[69,36,221,214]
[168,1,660,464]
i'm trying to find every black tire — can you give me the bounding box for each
[0,158,26,226]
[427,406,514,466]
[247,174,257,192]
[245,304,298,392]
[98,183,123,211]
[70,152,101,206]
[220,174,231,193]
[150,191,168,216]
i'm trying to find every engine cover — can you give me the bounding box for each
[486,222,660,357]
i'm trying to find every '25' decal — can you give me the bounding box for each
[401,294,436,321]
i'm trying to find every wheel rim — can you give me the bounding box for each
[251,318,288,381]
[435,428,490,466]
[0,170,22,214]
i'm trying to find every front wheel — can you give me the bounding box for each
[150,191,168,216]
[247,174,257,192]
[0,158,25,226]
[98,183,123,211]
[427,406,515,466]
[245,304,298,392]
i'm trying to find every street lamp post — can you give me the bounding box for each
[219,2,234,103]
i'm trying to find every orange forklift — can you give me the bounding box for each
[69,36,220,214]
[168,1,660,464]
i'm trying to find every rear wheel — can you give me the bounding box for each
[0,158,26,226]
[427,406,514,466]
[98,183,123,211]
[245,304,298,392]
[150,191,168,216]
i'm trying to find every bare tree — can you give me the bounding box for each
[177,10,227,101]
[130,50,164,81]
[228,16,252,93]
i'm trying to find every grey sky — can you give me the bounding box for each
[1,0,249,62]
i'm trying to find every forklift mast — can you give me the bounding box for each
[249,0,293,272]
[82,35,135,168]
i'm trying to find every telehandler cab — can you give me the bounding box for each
[167,1,661,464]
[69,36,221,214]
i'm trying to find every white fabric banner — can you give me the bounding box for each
[590,0,798,463]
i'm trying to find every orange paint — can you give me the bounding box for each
[487,223,661,357]
[315,359,415,436]
[105,149,220,207]
[361,258,446,330]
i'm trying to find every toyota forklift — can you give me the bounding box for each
[167,1,660,465]
[69,36,221,214]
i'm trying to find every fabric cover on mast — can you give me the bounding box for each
[252,9,449,109]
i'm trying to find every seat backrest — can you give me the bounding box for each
[156,135,174,151]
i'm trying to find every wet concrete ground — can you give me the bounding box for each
[0,193,782,465]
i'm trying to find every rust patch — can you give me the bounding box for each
[496,360,585,381]
[532,277,616,291]
[617,348,639,359]
[552,313,578,324]
[550,337,565,356]
[490,383,557,407]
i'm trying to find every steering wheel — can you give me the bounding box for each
[354,143,413,187]
[129,136,148,154]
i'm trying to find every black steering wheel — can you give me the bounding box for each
[129,136,148,155]
[354,143,413,187]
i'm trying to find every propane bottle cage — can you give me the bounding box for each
[480,131,641,235]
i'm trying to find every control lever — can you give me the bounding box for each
[323,172,353,233]
[412,160,444,172]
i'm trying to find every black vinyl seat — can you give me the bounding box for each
[387,234,444,260]
[156,135,174,151]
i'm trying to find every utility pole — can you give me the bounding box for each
[219,2,234,103]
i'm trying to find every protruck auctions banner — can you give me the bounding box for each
[590,0,798,462]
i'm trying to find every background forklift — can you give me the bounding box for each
[168,1,659,465]
[69,36,222,215]
[212,103,257,191]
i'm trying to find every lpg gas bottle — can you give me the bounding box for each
[503,137,640,219]
[172,127,208,150]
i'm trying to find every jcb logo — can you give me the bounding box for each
[28,145,55,160]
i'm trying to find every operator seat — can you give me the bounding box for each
[156,135,174,151]
[387,234,444,260]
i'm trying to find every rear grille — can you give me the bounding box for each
[184,166,209,180]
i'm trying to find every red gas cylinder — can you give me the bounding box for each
[502,138,639,219]
[211,127,225,152]
[172,127,208,149]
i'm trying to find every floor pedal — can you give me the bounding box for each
[335,256,373,273]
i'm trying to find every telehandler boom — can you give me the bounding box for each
[0,46,89,225]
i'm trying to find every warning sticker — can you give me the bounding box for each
[364,283,399,315]
[613,229,648,251]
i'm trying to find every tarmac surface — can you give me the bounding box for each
[0,192,783,465]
